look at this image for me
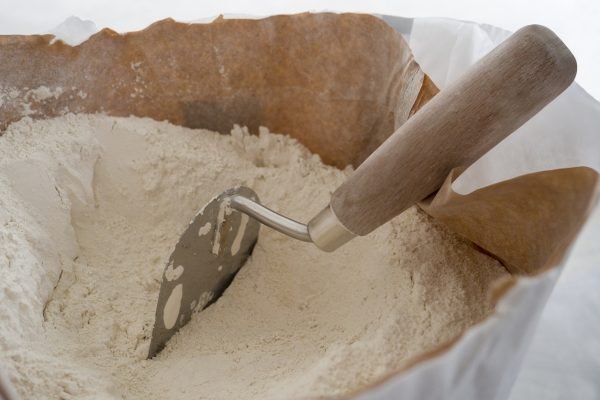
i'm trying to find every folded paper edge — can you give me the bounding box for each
[421,166,599,275]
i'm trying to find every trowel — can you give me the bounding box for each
[148,25,576,358]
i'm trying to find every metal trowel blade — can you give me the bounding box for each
[147,186,260,358]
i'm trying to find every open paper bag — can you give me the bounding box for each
[0,13,598,400]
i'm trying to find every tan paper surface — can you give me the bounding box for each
[0,14,431,168]
[422,166,598,275]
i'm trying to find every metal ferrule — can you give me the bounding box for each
[306,204,357,252]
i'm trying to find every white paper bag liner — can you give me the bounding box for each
[399,17,600,195]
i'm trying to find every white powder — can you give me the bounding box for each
[0,114,507,399]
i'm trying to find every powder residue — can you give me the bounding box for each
[0,114,508,399]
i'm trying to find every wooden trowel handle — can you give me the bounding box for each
[307,25,576,250]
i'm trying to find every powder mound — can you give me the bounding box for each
[0,114,508,399]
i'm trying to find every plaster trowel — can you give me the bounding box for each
[147,25,576,358]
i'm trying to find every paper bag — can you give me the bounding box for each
[0,13,597,400]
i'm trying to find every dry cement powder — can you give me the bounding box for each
[0,114,508,399]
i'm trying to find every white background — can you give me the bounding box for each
[1,1,598,399]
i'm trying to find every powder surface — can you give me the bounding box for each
[0,114,508,399]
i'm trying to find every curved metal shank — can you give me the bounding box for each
[228,194,311,242]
